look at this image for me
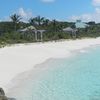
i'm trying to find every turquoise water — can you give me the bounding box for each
[13,46,100,100]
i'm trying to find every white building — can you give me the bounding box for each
[75,20,89,28]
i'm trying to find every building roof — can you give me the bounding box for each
[37,30,46,33]
[18,26,36,32]
[63,27,73,32]
[75,20,88,28]
[27,26,36,30]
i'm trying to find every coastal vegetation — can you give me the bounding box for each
[0,14,100,46]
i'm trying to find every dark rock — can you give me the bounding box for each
[0,96,8,100]
[0,88,16,100]
[0,88,5,96]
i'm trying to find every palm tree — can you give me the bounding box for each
[52,19,62,32]
[52,19,57,32]
[10,14,22,31]
[43,19,50,26]
[36,16,44,26]
[29,18,36,26]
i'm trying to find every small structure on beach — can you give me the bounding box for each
[37,30,46,41]
[63,27,78,38]
[75,20,89,28]
[18,26,46,41]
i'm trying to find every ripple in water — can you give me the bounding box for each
[8,46,100,100]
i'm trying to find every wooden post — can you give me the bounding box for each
[40,32,43,42]
[35,30,37,41]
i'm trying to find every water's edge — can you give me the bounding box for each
[6,45,100,100]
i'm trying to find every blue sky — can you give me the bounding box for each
[1,0,100,22]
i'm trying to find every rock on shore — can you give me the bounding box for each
[0,88,15,100]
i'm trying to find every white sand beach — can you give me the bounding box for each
[0,38,100,92]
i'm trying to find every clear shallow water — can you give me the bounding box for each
[10,46,100,100]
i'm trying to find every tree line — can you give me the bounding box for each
[0,13,100,46]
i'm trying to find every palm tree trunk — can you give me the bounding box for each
[14,23,17,31]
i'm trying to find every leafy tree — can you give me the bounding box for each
[29,18,36,26]
[10,14,22,31]
[36,16,44,26]
[87,21,95,26]
[43,19,50,26]
[52,19,57,32]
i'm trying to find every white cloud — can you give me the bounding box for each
[0,8,34,22]
[17,8,33,22]
[93,0,100,6]
[69,0,100,23]
[95,7,100,13]
[69,8,100,22]
[68,0,100,22]
[41,0,55,3]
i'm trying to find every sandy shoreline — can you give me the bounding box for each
[0,38,100,92]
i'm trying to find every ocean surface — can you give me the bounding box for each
[8,45,100,100]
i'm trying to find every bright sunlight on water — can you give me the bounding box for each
[10,46,100,100]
